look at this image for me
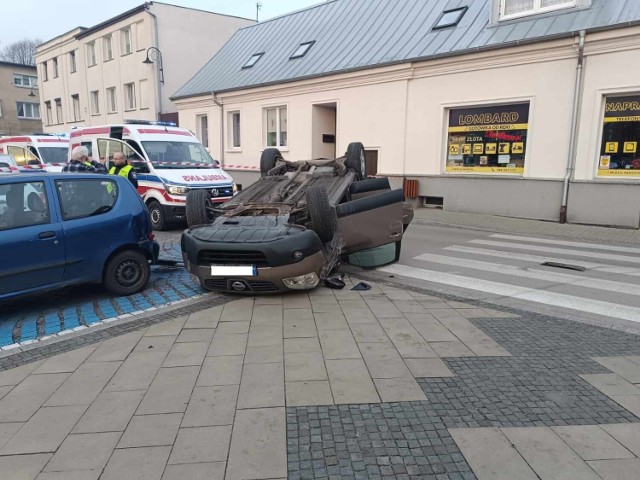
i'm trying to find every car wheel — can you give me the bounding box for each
[148,200,166,231]
[186,189,211,227]
[260,148,283,176]
[306,185,337,243]
[345,142,367,180]
[103,250,150,296]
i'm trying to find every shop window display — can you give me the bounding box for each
[446,103,529,174]
[598,95,640,177]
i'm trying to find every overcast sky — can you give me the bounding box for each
[0,0,326,45]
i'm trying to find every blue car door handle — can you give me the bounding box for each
[38,231,56,239]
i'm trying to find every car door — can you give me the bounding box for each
[0,178,66,297]
[336,188,405,267]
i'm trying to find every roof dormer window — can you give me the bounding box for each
[290,41,315,60]
[500,0,576,20]
[242,52,264,69]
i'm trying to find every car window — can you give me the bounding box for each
[55,178,117,220]
[7,146,38,167]
[0,181,50,230]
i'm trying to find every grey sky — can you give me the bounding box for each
[0,0,326,45]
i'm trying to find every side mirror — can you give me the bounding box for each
[133,162,150,174]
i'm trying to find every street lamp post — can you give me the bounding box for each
[143,46,164,84]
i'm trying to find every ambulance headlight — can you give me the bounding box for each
[165,184,188,195]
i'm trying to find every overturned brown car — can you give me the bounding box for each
[181,142,413,293]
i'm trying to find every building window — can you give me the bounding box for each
[121,28,132,55]
[598,95,640,177]
[500,0,576,19]
[86,42,97,66]
[52,57,59,77]
[16,102,40,119]
[42,61,48,81]
[106,87,117,113]
[71,94,81,122]
[290,41,315,60]
[197,115,209,148]
[139,79,149,109]
[103,35,113,61]
[124,83,136,110]
[228,111,241,148]
[90,91,100,115]
[433,7,468,29]
[13,74,37,88]
[265,106,287,147]
[45,101,52,125]
[445,102,529,174]
[69,50,77,73]
[55,98,63,123]
[242,52,264,69]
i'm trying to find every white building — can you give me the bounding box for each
[36,2,253,141]
[172,0,640,228]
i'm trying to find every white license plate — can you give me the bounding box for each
[210,265,256,276]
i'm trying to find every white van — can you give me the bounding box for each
[69,121,235,230]
[0,134,69,172]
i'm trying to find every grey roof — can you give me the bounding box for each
[172,0,640,99]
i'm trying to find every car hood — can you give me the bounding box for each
[188,215,307,243]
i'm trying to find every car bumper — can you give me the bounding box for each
[181,227,326,294]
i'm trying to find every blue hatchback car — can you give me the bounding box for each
[0,172,159,301]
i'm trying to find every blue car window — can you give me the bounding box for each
[0,181,50,230]
[55,179,118,220]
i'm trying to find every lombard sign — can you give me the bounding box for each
[449,103,530,132]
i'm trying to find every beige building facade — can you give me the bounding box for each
[36,2,253,136]
[0,62,42,135]
[173,0,640,228]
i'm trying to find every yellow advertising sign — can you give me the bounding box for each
[603,116,640,123]
[623,142,637,153]
[473,144,484,154]
[498,143,510,154]
[512,142,524,154]
[446,165,524,174]
[598,169,640,177]
[449,144,460,155]
[599,156,610,169]
[605,142,618,153]
[448,123,529,132]
[462,144,471,155]
[485,143,497,154]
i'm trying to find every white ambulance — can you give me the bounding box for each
[69,121,235,230]
[0,134,69,172]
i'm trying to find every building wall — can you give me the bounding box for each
[0,63,42,135]
[175,26,640,227]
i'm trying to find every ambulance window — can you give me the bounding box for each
[28,146,40,159]
[81,142,92,157]
[7,146,37,166]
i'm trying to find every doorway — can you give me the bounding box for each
[312,102,337,159]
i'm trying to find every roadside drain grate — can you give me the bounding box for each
[541,261,586,272]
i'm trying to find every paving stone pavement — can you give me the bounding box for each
[0,276,638,479]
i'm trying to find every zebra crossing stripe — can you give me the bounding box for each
[490,234,640,255]
[379,263,640,323]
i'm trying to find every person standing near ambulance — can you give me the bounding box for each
[108,152,138,188]
[63,146,107,173]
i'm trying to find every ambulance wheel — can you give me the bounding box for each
[148,200,167,231]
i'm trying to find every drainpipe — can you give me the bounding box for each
[559,30,586,224]
[212,93,224,166]
[145,4,162,119]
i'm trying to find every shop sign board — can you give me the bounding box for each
[446,103,528,174]
[598,95,640,177]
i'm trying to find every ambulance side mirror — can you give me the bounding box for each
[133,161,150,174]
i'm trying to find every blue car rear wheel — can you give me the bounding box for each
[103,250,150,296]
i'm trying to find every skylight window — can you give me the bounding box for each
[433,6,468,30]
[290,41,315,60]
[242,52,264,69]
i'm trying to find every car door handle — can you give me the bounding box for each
[38,231,56,239]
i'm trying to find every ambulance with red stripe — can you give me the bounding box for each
[69,121,235,230]
[0,134,69,172]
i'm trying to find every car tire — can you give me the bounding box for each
[345,142,367,180]
[306,185,337,243]
[103,250,150,296]
[186,189,210,227]
[260,148,283,176]
[148,200,166,231]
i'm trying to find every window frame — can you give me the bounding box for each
[121,27,132,55]
[433,6,468,30]
[227,111,241,149]
[90,90,100,115]
[45,101,52,125]
[124,82,136,111]
[13,74,37,88]
[55,179,118,221]
[290,41,315,60]
[499,0,576,20]
[242,52,264,69]
[86,41,97,67]
[54,98,63,124]
[41,61,48,82]
[106,87,117,113]
[71,94,81,122]
[52,57,59,78]
[103,34,113,61]
[16,101,41,120]
[69,50,77,73]
[264,105,287,149]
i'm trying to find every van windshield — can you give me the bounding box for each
[141,141,219,169]
[39,147,69,164]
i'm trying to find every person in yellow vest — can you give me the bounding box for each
[109,152,138,188]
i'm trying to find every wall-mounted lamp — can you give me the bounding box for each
[28,87,36,97]
[143,46,164,84]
